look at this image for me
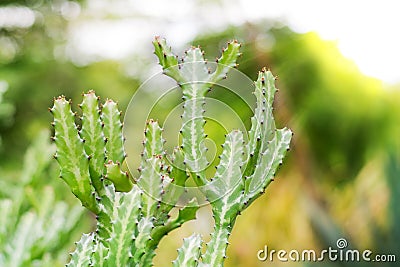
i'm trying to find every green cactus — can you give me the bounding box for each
[51,37,291,266]
[172,234,203,267]
[51,91,198,266]
[154,37,292,266]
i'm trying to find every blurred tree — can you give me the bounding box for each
[0,0,139,166]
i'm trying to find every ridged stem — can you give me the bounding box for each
[202,222,232,267]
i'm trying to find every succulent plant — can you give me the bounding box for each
[51,37,292,266]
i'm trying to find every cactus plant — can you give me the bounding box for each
[51,37,292,266]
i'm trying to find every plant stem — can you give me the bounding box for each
[203,221,232,267]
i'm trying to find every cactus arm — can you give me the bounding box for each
[139,200,199,266]
[243,69,276,178]
[51,96,98,213]
[101,99,125,164]
[153,37,209,186]
[91,241,107,267]
[137,120,165,218]
[202,69,291,266]
[104,161,133,192]
[103,188,142,267]
[257,69,279,151]
[243,128,292,209]
[153,37,242,188]
[79,91,106,194]
[210,40,241,83]
[202,131,244,267]
[4,212,37,267]
[0,199,12,246]
[94,186,118,246]
[66,233,95,267]
[132,217,154,265]
[179,47,210,186]
[138,156,164,217]
[158,148,188,213]
[209,130,244,204]
[153,36,183,82]
[172,234,202,267]
[101,99,134,193]
[169,147,189,187]
[149,199,199,248]
[242,69,292,208]
[202,225,230,267]
[142,119,164,158]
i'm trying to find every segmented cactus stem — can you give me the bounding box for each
[53,38,291,267]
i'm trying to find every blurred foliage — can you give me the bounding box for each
[0,131,90,267]
[0,0,399,266]
[0,0,139,165]
[0,82,15,150]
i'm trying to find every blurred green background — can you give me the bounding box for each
[0,0,399,266]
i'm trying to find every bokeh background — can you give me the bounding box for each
[0,0,399,266]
